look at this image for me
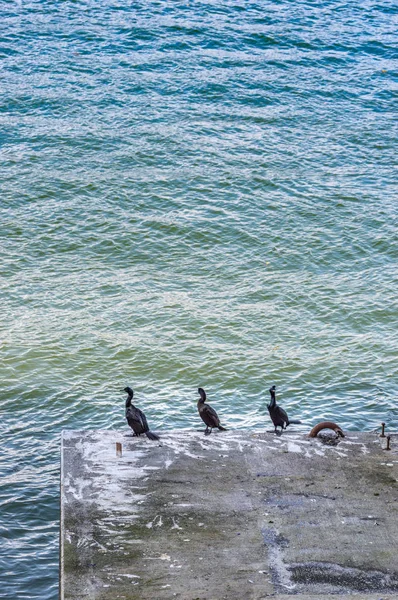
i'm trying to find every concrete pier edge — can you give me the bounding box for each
[61,428,398,599]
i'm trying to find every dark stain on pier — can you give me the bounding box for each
[291,562,398,592]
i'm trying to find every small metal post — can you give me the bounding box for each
[386,436,391,451]
[380,422,386,438]
[116,442,122,457]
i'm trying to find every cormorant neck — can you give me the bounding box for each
[125,391,133,407]
[198,388,206,403]
[269,390,276,408]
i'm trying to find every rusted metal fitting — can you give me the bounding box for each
[308,421,345,438]
[386,436,391,451]
[380,422,386,438]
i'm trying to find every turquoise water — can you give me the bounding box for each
[1,0,397,597]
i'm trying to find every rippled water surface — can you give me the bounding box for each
[1,0,397,597]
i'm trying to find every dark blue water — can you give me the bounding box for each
[1,0,397,597]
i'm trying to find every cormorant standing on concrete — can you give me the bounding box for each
[197,388,227,435]
[123,387,160,441]
[267,385,301,434]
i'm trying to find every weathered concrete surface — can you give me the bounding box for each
[61,429,398,599]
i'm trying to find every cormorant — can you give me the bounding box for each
[197,387,227,435]
[123,387,160,441]
[267,385,301,434]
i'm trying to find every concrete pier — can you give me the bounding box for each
[61,429,398,599]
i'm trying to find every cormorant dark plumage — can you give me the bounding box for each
[267,385,301,434]
[123,387,160,441]
[197,387,227,435]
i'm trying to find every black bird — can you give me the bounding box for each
[197,387,227,435]
[123,387,160,441]
[267,385,301,434]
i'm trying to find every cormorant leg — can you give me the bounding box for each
[204,427,211,436]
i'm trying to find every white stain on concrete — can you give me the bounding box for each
[287,442,302,453]
[171,517,182,530]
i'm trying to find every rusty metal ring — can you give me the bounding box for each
[308,421,345,438]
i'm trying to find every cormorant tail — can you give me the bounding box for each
[288,420,301,425]
[218,425,227,431]
[145,431,160,441]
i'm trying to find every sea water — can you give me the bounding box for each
[1,0,397,597]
